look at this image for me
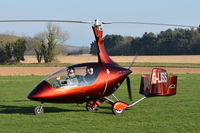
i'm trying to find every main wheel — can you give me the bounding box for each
[112,108,125,115]
[86,101,99,112]
[34,105,44,115]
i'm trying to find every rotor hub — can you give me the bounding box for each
[94,19,103,30]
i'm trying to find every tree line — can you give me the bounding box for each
[90,27,200,56]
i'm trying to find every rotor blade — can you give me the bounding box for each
[112,21,198,28]
[128,54,138,69]
[102,22,112,24]
[126,76,132,101]
[0,20,93,24]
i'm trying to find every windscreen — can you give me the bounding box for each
[45,66,100,88]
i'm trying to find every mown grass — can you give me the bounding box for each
[1,62,200,68]
[0,74,199,133]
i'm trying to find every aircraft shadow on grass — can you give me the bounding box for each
[0,104,86,115]
[0,99,117,115]
[0,104,114,115]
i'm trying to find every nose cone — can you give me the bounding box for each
[120,68,132,77]
[27,80,54,101]
[126,69,132,75]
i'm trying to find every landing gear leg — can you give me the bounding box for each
[34,103,44,115]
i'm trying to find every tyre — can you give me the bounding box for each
[34,105,44,115]
[112,108,125,115]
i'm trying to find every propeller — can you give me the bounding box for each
[128,54,138,69]
[125,53,138,101]
[126,76,132,101]
[125,55,137,101]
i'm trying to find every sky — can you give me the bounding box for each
[0,0,200,46]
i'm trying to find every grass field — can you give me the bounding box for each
[0,74,200,133]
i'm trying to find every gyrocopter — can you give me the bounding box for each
[1,19,189,115]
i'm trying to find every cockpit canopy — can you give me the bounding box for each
[45,65,100,88]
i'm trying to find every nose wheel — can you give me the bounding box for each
[34,104,44,115]
[112,108,125,115]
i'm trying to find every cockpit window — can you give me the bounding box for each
[45,66,100,88]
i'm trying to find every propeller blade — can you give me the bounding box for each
[112,21,198,28]
[126,76,132,101]
[128,54,138,69]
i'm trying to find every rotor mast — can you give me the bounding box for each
[92,19,116,65]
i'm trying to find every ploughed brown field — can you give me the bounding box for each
[22,54,200,64]
[0,54,200,76]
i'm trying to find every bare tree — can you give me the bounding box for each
[33,23,69,63]
[33,32,46,63]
